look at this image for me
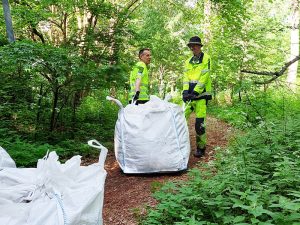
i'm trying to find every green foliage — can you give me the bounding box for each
[76,90,119,142]
[0,137,98,167]
[209,0,290,94]
[209,88,300,128]
[0,0,298,177]
[141,95,300,224]
[0,41,101,132]
[0,41,118,166]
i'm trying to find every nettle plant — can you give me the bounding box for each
[141,100,300,224]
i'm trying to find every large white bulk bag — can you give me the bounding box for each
[0,140,107,225]
[0,146,16,168]
[108,95,190,174]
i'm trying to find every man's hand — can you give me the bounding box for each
[192,91,199,99]
[190,91,200,100]
[133,91,140,101]
[182,90,191,103]
[183,91,200,101]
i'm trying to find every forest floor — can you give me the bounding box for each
[83,115,233,225]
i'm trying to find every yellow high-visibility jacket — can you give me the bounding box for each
[183,52,212,98]
[129,61,149,101]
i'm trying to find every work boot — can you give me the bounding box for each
[193,148,205,158]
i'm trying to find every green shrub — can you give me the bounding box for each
[0,137,99,167]
[141,91,300,225]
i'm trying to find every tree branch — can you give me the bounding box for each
[48,19,63,30]
[240,70,277,76]
[126,1,143,18]
[125,0,140,11]
[31,27,45,43]
[40,72,52,82]
[241,55,300,84]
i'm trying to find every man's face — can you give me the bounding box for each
[189,44,201,56]
[140,50,151,65]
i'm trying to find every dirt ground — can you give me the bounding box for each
[83,116,233,225]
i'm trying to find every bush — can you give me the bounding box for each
[0,138,99,168]
[141,91,300,225]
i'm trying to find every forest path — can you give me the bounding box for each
[86,115,233,225]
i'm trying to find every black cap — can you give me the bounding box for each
[187,36,203,47]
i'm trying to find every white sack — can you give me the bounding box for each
[0,146,16,168]
[0,140,107,225]
[109,95,190,174]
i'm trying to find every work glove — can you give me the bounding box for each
[182,90,191,103]
[206,95,212,100]
[205,94,212,106]
[192,91,212,101]
[133,91,140,101]
[192,91,200,99]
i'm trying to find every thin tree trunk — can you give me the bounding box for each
[230,85,234,104]
[36,84,44,126]
[238,90,242,102]
[203,0,212,45]
[213,82,218,103]
[158,65,165,98]
[34,84,44,140]
[287,0,299,90]
[62,12,68,43]
[108,19,118,65]
[50,87,59,131]
[2,0,15,42]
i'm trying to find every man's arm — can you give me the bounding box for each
[132,65,144,101]
[135,78,141,92]
[182,60,191,102]
[182,60,190,92]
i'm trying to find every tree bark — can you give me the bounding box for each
[50,87,59,131]
[108,18,118,65]
[203,0,212,45]
[2,0,15,42]
[158,65,166,98]
[71,92,80,139]
[287,0,299,90]
[36,83,44,126]
[31,26,45,43]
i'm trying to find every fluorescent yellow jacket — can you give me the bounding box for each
[129,61,149,101]
[183,52,212,98]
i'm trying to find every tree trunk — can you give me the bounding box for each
[34,83,44,140]
[36,84,44,126]
[238,90,242,102]
[108,19,118,65]
[287,0,299,90]
[62,12,68,44]
[2,0,15,42]
[230,85,234,104]
[203,0,212,46]
[158,65,165,98]
[213,82,218,103]
[50,87,59,131]
[238,71,244,102]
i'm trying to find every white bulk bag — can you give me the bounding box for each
[0,140,107,225]
[108,95,190,174]
[0,146,16,168]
